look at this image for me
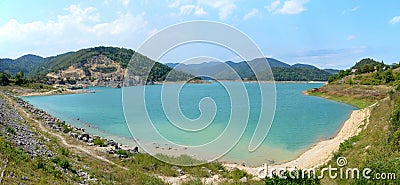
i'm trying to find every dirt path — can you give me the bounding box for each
[18,106,128,171]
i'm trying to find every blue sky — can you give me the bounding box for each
[0,0,399,69]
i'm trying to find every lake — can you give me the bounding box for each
[21,82,356,166]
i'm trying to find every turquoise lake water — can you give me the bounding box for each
[22,83,357,166]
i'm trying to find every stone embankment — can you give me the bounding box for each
[9,92,139,157]
[0,92,52,157]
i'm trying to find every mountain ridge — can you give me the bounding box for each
[0,46,193,87]
[166,57,335,81]
[1,48,338,84]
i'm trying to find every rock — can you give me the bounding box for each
[9,171,15,178]
[239,177,247,183]
[172,166,184,176]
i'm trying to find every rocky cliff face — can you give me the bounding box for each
[46,55,125,87]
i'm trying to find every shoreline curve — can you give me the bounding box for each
[223,100,377,177]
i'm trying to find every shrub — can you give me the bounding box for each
[265,170,320,185]
[59,159,71,170]
[231,169,249,181]
[59,147,69,156]
[6,126,16,135]
[116,149,130,157]
[62,124,72,133]
[93,138,106,147]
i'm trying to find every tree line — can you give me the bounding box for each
[0,71,28,86]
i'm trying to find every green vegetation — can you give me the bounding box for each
[320,94,400,184]
[169,57,334,81]
[308,84,386,108]
[93,138,106,147]
[351,58,387,73]
[56,121,72,133]
[265,170,320,185]
[310,58,398,108]
[128,52,192,83]
[333,135,361,159]
[227,64,332,81]
[51,156,72,170]
[116,149,131,157]
[328,58,398,85]
[230,168,250,181]
[0,54,44,76]
[59,147,69,157]
[388,95,400,151]
[0,72,10,86]
[92,66,117,73]
[0,46,193,84]
[0,137,29,162]
[6,126,16,135]
[270,67,333,81]
[306,57,400,184]
[0,70,55,92]
[25,46,192,83]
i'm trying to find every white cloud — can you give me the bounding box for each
[59,4,100,22]
[342,6,360,15]
[171,0,236,20]
[266,0,308,15]
[243,8,259,20]
[178,4,196,15]
[265,0,281,12]
[346,35,356,41]
[217,2,236,20]
[121,0,130,8]
[0,4,147,57]
[169,0,183,8]
[194,6,208,16]
[103,0,130,8]
[176,4,208,16]
[389,16,400,24]
[92,13,146,35]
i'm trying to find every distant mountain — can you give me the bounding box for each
[324,69,340,74]
[1,48,334,84]
[0,47,192,86]
[291,63,318,69]
[165,61,223,78]
[167,58,333,81]
[0,54,45,75]
[351,58,382,70]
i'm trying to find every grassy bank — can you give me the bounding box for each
[304,80,399,184]
[307,84,391,108]
[319,92,400,184]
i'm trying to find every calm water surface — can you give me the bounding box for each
[22,83,356,166]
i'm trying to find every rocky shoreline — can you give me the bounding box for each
[0,93,53,157]
[1,90,139,158]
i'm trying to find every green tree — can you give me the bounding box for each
[384,70,395,83]
[15,71,25,85]
[0,72,10,86]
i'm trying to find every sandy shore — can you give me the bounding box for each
[223,102,375,178]
[20,89,93,96]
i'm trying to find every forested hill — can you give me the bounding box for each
[0,46,192,87]
[1,47,337,85]
[0,54,45,76]
[167,58,334,81]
